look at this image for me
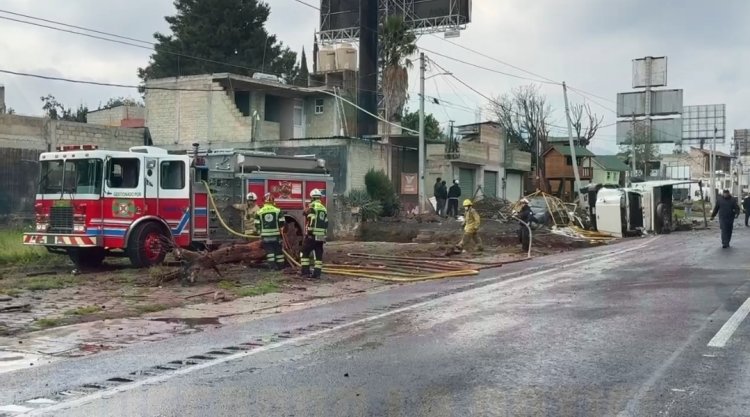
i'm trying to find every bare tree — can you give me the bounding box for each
[570,103,604,147]
[490,84,552,176]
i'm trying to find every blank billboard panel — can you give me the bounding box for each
[616,118,682,145]
[681,104,725,144]
[617,89,682,117]
[632,56,667,88]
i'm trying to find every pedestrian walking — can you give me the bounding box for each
[255,193,286,269]
[447,180,461,218]
[710,189,740,248]
[456,199,483,252]
[517,198,539,252]
[742,194,750,227]
[437,180,448,217]
[683,196,692,220]
[300,189,328,279]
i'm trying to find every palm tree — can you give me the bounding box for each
[381,16,417,124]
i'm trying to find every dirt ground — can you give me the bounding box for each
[0,219,595,341]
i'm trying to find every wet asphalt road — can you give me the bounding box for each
[3,226,750,416]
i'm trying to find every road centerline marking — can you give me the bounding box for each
[707,297,750,348]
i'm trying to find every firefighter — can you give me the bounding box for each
[517,198,538,252]
[456,199,483,252]
[255,193,286,270]
[232,192,259,235]
[300,189,328,279]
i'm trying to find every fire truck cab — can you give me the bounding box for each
[23,144,334,268]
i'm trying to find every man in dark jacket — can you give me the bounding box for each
[742,194,750,227]
[433,177,442,214]
[447,180,462,218]
[436,181,448,217]
[711,189,741,248]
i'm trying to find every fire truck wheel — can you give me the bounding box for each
[67,248,106,268]
[128,222,168,267]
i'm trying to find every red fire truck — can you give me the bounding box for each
[23,144,334,268]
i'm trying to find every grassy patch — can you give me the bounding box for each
[0,229,56,266]
[35,317,64,329]
[0,288,21,297]
[217,280,237,290]
[234,280,281,297]
[134,303,170,314]
[64,305,101,316]
[24,275,77,291]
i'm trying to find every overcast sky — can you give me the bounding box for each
[1,0,748,154]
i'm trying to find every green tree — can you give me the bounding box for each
[138,0,298,82]
[364,169,400,217]
[102,97,144,109]
[294,47,309,87]
[618,123,660,177]
[401,109,443,140]
[381,16,417,123]
[41,95,87,122]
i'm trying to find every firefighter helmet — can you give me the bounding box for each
[246,192,257,201]
[264,193,275,204]
[463,199,473,207]
[310,189,322,199]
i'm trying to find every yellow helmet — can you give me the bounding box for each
[463,199,473,207]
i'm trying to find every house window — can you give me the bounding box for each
[565,156,583,166]
[314,98,324,114]
[606,171,612,181]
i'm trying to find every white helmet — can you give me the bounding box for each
[310,189,322,199]
[246,192,257,201]
[520,198,530,204]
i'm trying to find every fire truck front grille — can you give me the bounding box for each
[49,206,74,233]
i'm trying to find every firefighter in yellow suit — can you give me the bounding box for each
[255,194,286,270]
[457,199,483,252]
[232,192,259,235]
[300,189,328,279]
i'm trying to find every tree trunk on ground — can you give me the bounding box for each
[170,241,268,284]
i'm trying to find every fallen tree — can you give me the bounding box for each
[166,240,268,285]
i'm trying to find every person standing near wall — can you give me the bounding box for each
[447,180,462,218]
[433,177,442,215]
[437,180,448,217]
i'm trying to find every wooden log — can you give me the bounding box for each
[171,241,268,284]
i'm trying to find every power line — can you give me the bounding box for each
[292,0,320,10]
[0,9,153,45]
[0,13,285,79]
[420,47,559,85]
[0,69,214,91]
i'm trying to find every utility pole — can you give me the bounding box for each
[710,126,717,205]
[562,82,584,207]
[418,52,426,213]
[644,56,653,181]
[630,113,637,185]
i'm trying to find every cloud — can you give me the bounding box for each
[1,0,748,155]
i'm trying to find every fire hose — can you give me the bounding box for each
[203,181,482,282]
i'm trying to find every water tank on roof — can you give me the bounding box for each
[252,72,285,84]
[335,44,357,71]
[318,46,336,73]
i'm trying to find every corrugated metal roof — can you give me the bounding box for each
[593,155,630,171]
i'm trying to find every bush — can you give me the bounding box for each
[364,169,400,217]
[343,189,382,221]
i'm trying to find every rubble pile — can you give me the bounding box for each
[473,197,514,220]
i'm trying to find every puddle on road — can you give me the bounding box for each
[150,317,221,327]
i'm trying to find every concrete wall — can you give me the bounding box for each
[146,75,348,145]
[88,106,145,127]
[0,114,145,151]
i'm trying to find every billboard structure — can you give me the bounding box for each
[681,104,726,145]
[616,56,682,145]
[319,0,472,43]
[735,129,750,156]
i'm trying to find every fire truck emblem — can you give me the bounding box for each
[112,199,136,218]
[273,181,293,198]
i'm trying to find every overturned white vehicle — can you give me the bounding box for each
[593,180,695,238]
